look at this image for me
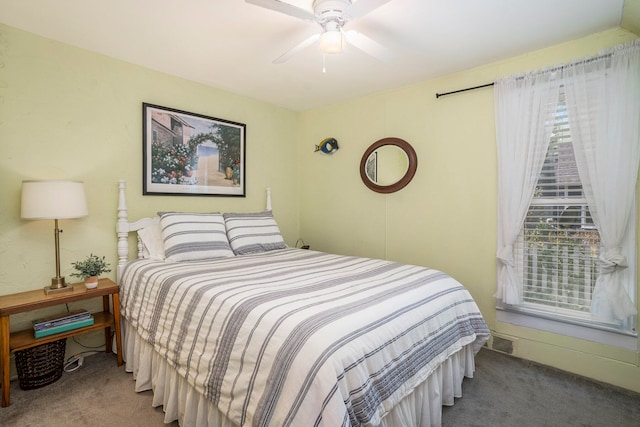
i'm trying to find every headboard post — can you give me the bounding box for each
[116,180,129,283]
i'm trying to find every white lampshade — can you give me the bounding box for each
[21,180,88,220]
[320,30,343,54]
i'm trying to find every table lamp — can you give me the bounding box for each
[21,180,88,294]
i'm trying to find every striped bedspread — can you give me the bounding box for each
[120,248,490,427]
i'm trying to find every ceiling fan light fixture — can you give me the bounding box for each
[320,30,343,54]
[247,0,391,63]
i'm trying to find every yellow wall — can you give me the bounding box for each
[0,24,300,352]
[624,0,640,37]
[298,28,640,392]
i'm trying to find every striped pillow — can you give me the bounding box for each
[223,211,287,255]
[160,212,234,262]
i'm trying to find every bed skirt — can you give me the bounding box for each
[121,319,477,427]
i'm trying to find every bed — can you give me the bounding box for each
[115,180,490,426]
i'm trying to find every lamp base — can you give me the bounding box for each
[44,276,74,295]
[44,285,74,295]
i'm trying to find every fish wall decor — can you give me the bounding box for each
[315,138,339,155]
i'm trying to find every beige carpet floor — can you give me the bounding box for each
[441,349,640,427]
[0,351,177,427]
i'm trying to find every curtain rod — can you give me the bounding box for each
[435,82,494,99]
[435,50,618,99]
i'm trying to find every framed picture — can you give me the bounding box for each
[142,103,246,197]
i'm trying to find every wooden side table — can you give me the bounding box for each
[0,278,122,407]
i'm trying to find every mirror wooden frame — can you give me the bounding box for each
[360,137,418,194]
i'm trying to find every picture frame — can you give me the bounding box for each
[142,103,246,197]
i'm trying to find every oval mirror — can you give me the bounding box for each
[360,137,417,194]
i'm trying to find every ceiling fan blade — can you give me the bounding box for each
[246,0,316,22]
[344,30,391,62]
[345,0,392,20]
[273,33,321,64]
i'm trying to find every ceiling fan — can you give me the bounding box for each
[246,0,392,64]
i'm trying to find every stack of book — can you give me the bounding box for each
[33,309,94,338]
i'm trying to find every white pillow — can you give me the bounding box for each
[223,211,287,255]
[137,217,165,260]
[160,212,234,262]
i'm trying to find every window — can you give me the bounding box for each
[515,89,601,316]
[495,42,640,348]
[494,42,640,351]
[503,87,636,340]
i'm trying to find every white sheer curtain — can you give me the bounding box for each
[494,74,562,304]
[563,40,640,321]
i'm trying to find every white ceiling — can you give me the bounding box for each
[0,0,627,111]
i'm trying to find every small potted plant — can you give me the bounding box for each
[71,254,112,289]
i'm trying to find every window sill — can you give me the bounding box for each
[496,307,638,351]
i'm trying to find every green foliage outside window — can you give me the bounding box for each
[523,212,600,312]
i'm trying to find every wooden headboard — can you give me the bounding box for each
[115,180,272,282]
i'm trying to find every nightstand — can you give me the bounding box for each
[0,278,123,407]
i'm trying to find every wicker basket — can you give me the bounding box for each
[15,339,66,390]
